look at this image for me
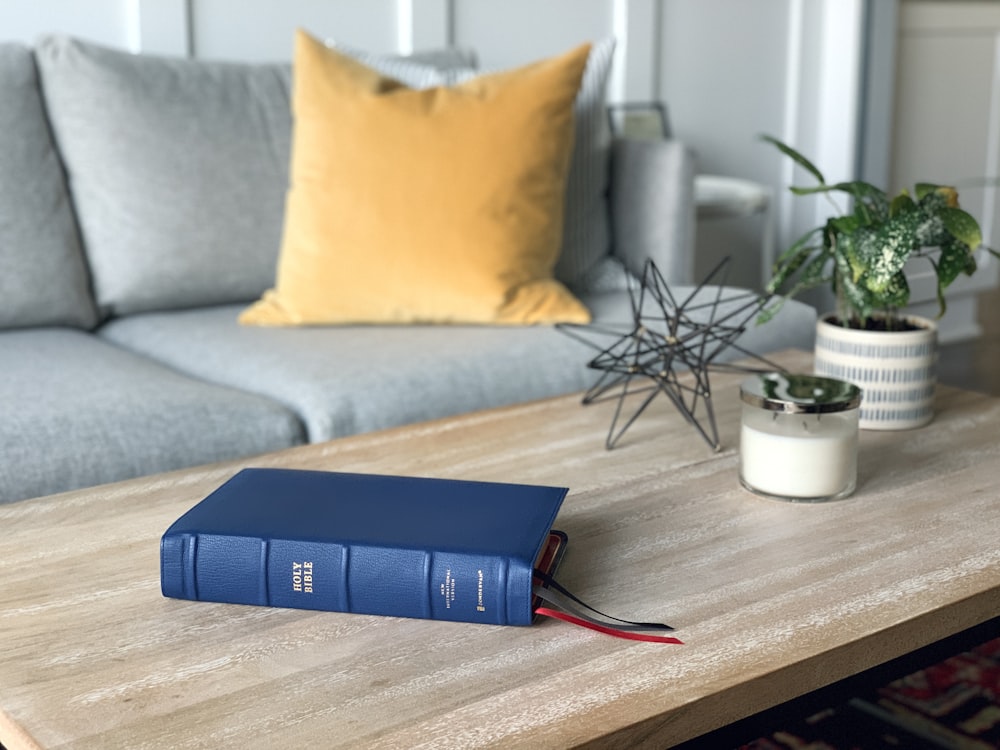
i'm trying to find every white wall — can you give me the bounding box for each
[0,0,134,48]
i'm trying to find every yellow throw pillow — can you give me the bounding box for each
[240,30,592,326]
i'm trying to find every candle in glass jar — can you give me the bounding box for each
[739,373,861,502]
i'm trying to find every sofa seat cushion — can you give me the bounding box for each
[0,43,97,330]
[99,292,815,445]
[103,305,601,443]
[0,329,305,503]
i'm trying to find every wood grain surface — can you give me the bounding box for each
[1,349,998,749]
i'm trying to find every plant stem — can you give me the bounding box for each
[885,308,899,331]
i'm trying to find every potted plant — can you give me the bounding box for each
[759,134,998,430]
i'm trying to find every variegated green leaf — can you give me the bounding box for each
[937,238,978,288]
[859,214,919,295]
[777,254,832,300]
[835,180,888,207]
[851,225,883,280]
[789,181,887,216]
[928,256,949,319]
[774,227,822,266]
[936,282,947,319]
[760,134,826,184]
[800,253,831,286]
[836,262,874,322]
[766,244,815,294]
[834,229,864,283]
[889,191,915,217]
[756,298,785,325]
[915,214,948,247]
[915,183,943,201]
[760,137,991,326]
[789,185,829,195]
[878,271,910,310]
[940,206,983,249]
[830,215,860,234]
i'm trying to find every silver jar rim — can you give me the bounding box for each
[740,372,862,414]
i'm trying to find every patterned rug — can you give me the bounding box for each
[737,636,1000,749]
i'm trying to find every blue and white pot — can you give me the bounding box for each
[813,314,937,430]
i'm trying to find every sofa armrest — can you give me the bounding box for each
[610,138,697,285]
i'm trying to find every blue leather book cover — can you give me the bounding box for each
[161,468,567,626]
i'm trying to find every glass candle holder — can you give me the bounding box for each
[739,373,862,502]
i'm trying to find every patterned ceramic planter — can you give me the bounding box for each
[813,314,937,430]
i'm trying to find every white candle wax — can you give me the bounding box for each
[739,407,857,500]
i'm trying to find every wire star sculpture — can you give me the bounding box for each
[558,257,787,451]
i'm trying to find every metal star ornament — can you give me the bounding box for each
[559,257,785,451]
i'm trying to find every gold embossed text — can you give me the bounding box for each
[292,561,314,593]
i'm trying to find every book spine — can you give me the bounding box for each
[160,533,532,626]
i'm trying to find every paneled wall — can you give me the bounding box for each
[890,0,1000,340]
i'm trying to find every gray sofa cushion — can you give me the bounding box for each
[0,43,97,330]
[0,329,305,504]
[35,35,295,317]
[98,292,815,444]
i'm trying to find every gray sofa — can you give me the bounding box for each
[0,36,816,504]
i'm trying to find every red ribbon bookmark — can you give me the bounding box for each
[535,607,684,644]
[532,569,681,644]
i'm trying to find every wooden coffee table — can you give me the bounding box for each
[2,349,998,749]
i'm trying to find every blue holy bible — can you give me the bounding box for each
[160,468,567,626]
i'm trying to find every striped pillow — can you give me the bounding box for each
[336,39,617,292]
[329,41,478,88]
[551,38,617,291]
